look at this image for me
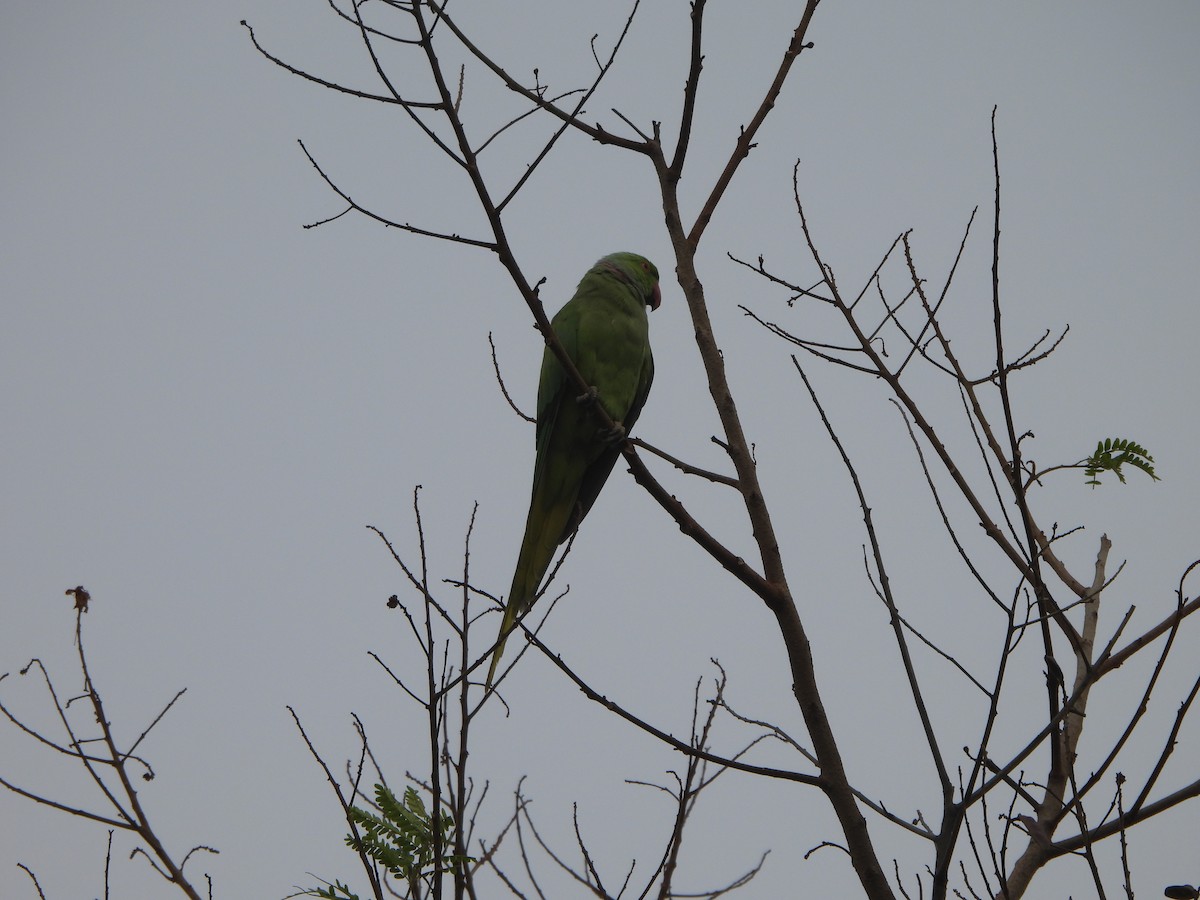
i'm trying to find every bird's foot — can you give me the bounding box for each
[575,385,600,407]
[597,421,627,444]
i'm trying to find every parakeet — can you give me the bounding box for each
[486,252,660,686]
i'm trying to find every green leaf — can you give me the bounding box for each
[311,782,477,898]
[297,876,361,899]
[1082,436,1160,487]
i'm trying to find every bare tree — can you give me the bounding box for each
[234,2,1200,898]
[234,3,1200,897]
[0,589,216,899]
[4,3,1196,899]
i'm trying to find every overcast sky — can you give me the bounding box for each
[3,2,1199,898]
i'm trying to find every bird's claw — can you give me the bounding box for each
[597,422,627,444]
[576,386,625,443]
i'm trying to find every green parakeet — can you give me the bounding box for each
[486,252,661,686]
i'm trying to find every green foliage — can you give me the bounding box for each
[299,784,473,900]
[1083,437,1160,487]
[347,784,471,887]
[302,876,361,899]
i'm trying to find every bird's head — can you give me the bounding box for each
[598,252,661,311]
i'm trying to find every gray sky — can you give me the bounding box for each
[3,1,1199,897]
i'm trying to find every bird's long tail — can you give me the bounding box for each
[486,490,575,687]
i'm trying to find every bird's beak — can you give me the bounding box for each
[648,283,662,311]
